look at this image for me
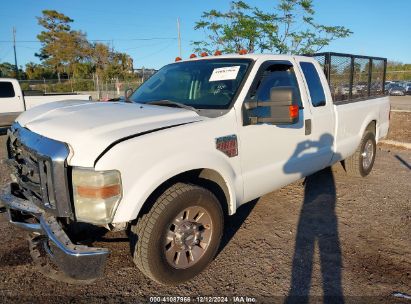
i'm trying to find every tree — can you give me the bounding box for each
[193,0,352,55]
[386,61,411,81]
[105,52,134,80]
[0,62,25,78]
[33,9,136,86]
[36,10,91,80]
[25,62,55,79]
[90,42,133,80]
[0,62,17,78]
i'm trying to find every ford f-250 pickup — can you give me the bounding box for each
[0,52,389,285]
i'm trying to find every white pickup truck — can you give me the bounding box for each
[0,52,389,285]
[0,78,91,128]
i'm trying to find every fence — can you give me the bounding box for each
[312,52,387,103]
[18,78,144,101]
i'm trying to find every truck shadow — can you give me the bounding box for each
[284,134,344,303]
[218,199,258,255]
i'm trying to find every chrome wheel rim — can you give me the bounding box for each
[362,139,374,170]
[164,206,213,269]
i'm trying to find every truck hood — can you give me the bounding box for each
[16,101,202,166]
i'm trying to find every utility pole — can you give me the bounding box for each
[177,18,182,58]
[13,27,19,79]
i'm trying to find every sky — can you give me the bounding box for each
[0,0,410,70]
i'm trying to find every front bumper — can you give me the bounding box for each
[0,186,109,282]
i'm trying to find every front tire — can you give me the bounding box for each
[344,131,376,177]
[130,183,224,284]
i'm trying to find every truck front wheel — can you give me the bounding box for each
[130,183,224,284]
[344,131,376,177]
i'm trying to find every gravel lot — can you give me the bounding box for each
[387,111,411,143]
[390,95,411,112]
[0,119,410,303]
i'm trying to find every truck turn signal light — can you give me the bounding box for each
[289,105,299,119]
[77,184,121,200]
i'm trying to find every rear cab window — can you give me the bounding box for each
[0,81,16,98]
[299,62,326,107]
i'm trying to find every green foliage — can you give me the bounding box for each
[0,62,26,79]
[0,62,17,78]
[34,10,135,81]
[386,61,411,81]
[25,62,55,79]
[193,0,352,55]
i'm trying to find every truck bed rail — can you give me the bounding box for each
[311,52,387,104]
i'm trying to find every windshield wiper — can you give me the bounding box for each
[145,100,199,113]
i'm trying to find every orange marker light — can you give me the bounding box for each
[214,50,222,56]
[190,53,197,59]
[289,105,299,119]
[175,57,182,62]
[200,52,208,57]
[239,49,248,55]
[77,184,121,199]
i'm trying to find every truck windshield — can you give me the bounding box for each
[130,59,252,109]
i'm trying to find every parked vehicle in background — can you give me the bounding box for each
[388,84,406,96]
[404,82,411,95]
[0,52,389,285]
[0,78,92,127]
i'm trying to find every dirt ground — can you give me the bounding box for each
[387,111,411,143]
[0,118,410,303]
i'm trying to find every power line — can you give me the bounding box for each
[0,37,178,43]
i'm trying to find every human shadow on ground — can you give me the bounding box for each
[284,134,344,304]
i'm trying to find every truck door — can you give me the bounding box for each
[238,60,334,203]
[0,80,24,127]
[294,57,336,166]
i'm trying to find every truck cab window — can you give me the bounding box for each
[246,64,302,121]
[251,64,302,107]
[130,59,251,109]
[300,62,326,107]
[0,82,15,98]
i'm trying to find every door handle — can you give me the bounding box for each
[305,119,312,135]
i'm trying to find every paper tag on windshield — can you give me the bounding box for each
[209,66,240,82]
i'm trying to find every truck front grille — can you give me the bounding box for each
[8,139,56,209]
[7,123,72,217]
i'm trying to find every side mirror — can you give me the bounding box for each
[124,88,133,102]
[244,86,300,125]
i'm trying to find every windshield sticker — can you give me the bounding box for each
[209,66,240,82]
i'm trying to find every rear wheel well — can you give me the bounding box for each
[365,120,376,135]
[133,169,230,225]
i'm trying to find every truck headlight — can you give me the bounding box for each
[72,168,122,224]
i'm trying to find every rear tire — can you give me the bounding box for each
[130,183,224,285]
[344,131,376,177]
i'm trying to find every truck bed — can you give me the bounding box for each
[332,96,390,162]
